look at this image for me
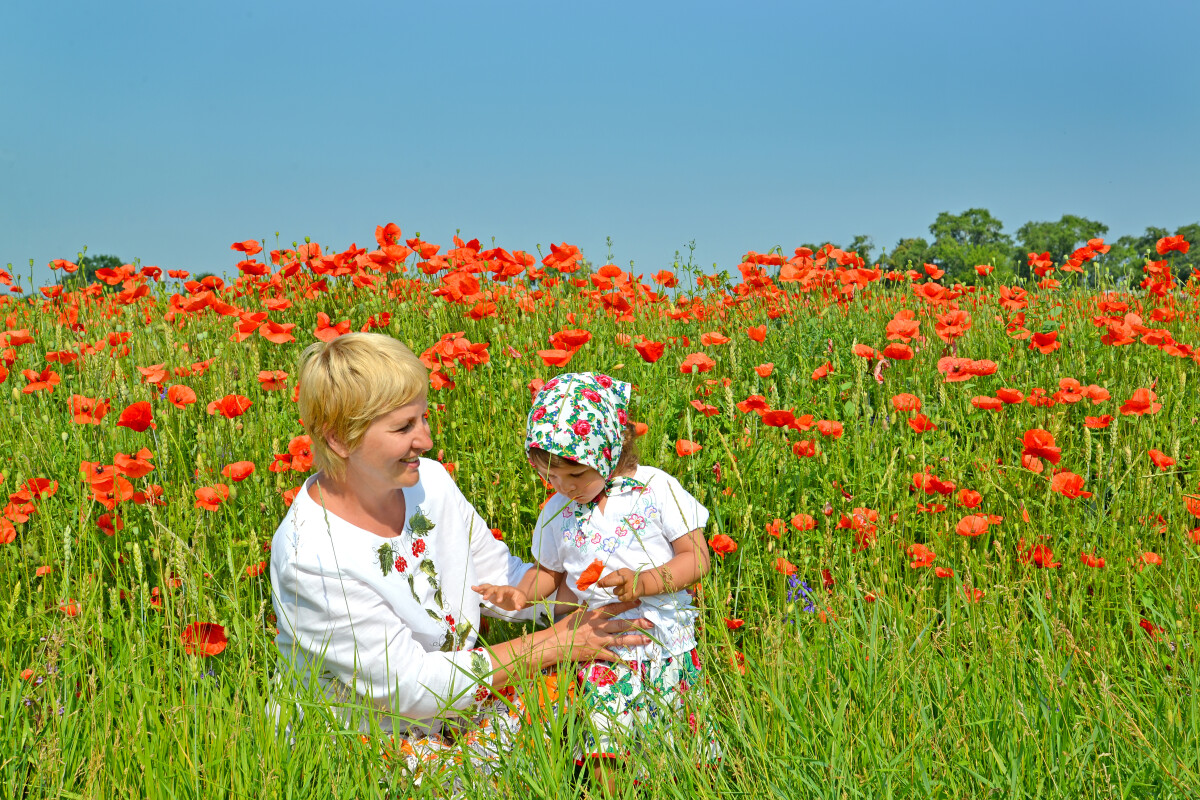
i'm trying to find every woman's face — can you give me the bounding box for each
[342,395,432,490]
[540,459,606,505]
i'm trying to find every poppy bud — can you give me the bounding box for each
[823,501,833,517]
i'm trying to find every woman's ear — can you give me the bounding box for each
[326,431,351,459]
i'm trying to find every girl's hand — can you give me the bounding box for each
[472,583,529,612]
[595,568,641,602]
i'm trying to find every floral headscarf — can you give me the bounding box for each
[525,372,631,481]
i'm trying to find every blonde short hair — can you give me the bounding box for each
[297,333,428,481]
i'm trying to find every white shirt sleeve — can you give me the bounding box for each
[445,469,539,620]
[649,470,710,541]
[273,557,492,722]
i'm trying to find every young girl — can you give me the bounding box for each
[474,371,717,786]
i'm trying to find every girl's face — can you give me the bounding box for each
[540,459,606,505]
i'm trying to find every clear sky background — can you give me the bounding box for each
[2,0,1197,286]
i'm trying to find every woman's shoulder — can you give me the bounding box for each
[269,476,373,574]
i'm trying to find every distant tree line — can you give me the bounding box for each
[819,210,1198,286]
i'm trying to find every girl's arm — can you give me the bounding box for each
[515,562,565,602]
[473,563,565,611]
[597,528,710,602]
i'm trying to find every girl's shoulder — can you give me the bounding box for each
[635,464,686,493]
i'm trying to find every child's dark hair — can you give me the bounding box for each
[527,423,640,476]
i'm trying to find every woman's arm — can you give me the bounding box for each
[481,601,654,690]
[272,560,491,720]
[596,527,710,602]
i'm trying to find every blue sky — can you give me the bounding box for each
[2,0,1197,285]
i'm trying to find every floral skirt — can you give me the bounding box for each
[575,647,721,763]
[381,654,719,792]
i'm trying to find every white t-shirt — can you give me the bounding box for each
[270,459,531,735]
[531,464,709,661]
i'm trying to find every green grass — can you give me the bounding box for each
[1,248,1197,798]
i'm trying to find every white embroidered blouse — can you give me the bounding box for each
[531,464,709,661]
[270,459,530,735]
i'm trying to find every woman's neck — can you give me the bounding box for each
[309,472,408,538]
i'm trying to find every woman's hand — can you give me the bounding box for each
[472,583,529,612]
[551,599,652,663]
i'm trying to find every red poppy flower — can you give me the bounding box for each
[955,514,991,537]
[995,388,1024,404]
[955,489,982,508]
[257,370,289,390]
[181,622,228,656]
[537,349,574,367]
[116,401,156,432]
[576,559,605,591]
[817,420,843,438]
[207,394,253,418]
[709,533,737,556]
[231,239,262,255]
[221,461,255,482]
[962,587,985,603]
[792,440,819,458]
[1084,415,1113,429]
[891,393,921,413]
[1119,388,1161,416]
[21,367,61,394]
[754,363,774,377]
[761,409,795,428]
[97,513,124,536]
[70,395,111,425]
[934,566,955,578]
[689,400,718,417]
[1148,449,1176,469]
[1139,551,1162,569]
[1080,552,1105,569]
[790,513,815,531]
[680,352,716,374]
[137,364,168,385]
[675,439,702,457]
[774,557,797,576]
[313,312,351,342]
[907,543,936,568]
[114,448,155,479]
[881,343,913,360]
[971,396,1002,410]
[1020,543,1061,568]
[724,618,745,630]
[632,339,665,363]
[852,344,880,359]
[811,361,833,381]
[746,325,767,343]
[194,484,230,511]
[1021,429,1061,465]
[1156,234,1190,255]
[700,332,730,346]
[907,414,937,433]
[1050,471,1091,499]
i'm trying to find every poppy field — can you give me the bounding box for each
[2,228,1199,798]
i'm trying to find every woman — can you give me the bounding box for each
[268,332,651,770]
